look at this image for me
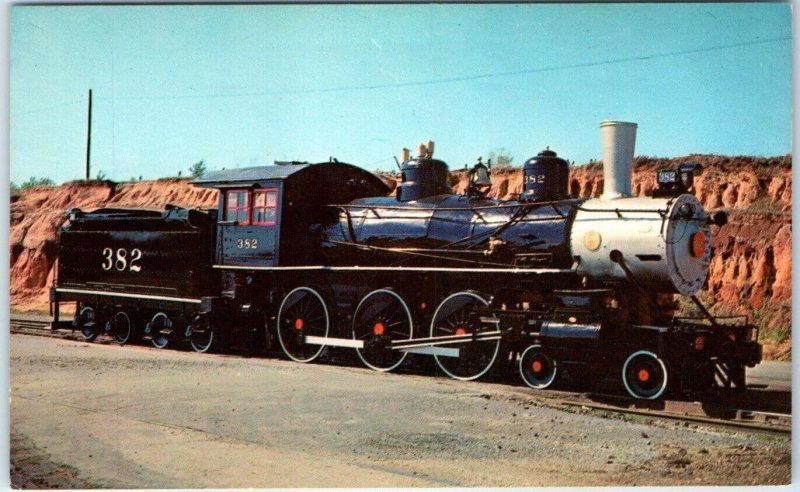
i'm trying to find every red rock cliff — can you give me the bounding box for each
[10,156,791,359]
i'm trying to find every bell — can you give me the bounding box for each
[472,164,491,187]
[466,162,492,197]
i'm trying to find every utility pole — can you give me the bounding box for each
[85,89,92,180]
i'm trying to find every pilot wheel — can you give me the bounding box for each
[622,350,669,400]
[519,344,558,389]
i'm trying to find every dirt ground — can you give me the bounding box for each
[9,334,792,488]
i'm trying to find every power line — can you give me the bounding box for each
[13,99,84,117]
[94,36,790,102]
[12,36,790,113]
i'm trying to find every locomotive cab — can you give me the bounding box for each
[193,161,391,267]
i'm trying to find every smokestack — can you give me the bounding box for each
[599,121,637,200]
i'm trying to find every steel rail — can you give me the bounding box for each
[557,398,791,435]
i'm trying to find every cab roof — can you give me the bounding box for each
[193,163,311,186]
[192,161,390,195]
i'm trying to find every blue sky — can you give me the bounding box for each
[9,3,793,184]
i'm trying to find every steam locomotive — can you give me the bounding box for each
[50,121,761,400]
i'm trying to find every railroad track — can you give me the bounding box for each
[553,392,791,435]
[10,317,56,336]
[11,315,791,434]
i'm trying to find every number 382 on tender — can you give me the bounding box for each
[101,247,143,272]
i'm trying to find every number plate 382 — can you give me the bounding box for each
[236,238,259,249]
[102,247,142,272]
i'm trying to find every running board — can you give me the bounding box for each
[304,335,364,349]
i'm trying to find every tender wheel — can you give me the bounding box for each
[276,287,329,363]
[352,289,413,372]
[76,306,98,341]
[430,292,499,381]
[622,350,668,400]
[111,311,133,344]
[519,344,558,389]
[147,312,170,349]
[189,317,214,353]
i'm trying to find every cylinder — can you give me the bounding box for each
[600,121,637,200]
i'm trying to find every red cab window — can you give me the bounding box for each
[253,189,278,225]
[225,190,250,224]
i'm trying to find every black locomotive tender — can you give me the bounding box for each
[51,122,761,400]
